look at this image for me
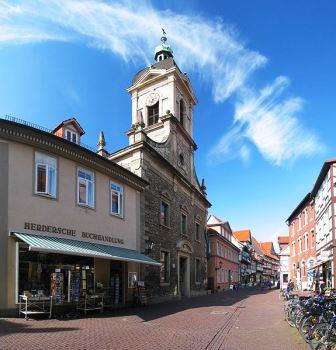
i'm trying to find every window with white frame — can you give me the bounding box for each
[65,129,79,144]
[77,168,94,208]
[35,152,57,198]
[311,230,315,248]
[298,215,302,230]
[217,241,220,256]
[304,233,309,251]
[110,182,124,217]
[147,102,159,126]
[304,209,308,226]
[291,242,295,256]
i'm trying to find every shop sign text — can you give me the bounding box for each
[23,222,124,245]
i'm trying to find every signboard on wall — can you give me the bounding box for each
[22,222,125,245]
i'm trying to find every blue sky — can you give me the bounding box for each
[1,0,336,243]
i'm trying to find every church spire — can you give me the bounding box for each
[96,131,108,157]
[154,28,173,62]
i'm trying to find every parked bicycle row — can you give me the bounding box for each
[282,289,336,349]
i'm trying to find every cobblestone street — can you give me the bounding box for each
[0,288,308,350]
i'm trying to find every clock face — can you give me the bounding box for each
[146,92,159,107]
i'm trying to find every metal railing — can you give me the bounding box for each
[1,115,97,153]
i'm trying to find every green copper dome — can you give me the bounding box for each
[154,30,173,62]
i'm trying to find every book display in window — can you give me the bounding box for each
[70,269,81,302]
[50,272,64,305]
[110,261,123,305]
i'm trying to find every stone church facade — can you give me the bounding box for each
[110,33,210,300]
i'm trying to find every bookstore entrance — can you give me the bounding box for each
[18,242,127,307]
[9,232,161,314]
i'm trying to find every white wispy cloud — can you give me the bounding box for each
[210,76,323,165]
[0,0,265,102]
[0,0,323,165]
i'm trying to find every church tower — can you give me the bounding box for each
[125,31,198,184]
[110,31,210,301]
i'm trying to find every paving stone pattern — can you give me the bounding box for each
[0,288,309,350]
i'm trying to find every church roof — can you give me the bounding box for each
[132,57,177,85]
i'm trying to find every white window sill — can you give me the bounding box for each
[34,192,57,200]
[77,203,95,210]
[110,212,124,220]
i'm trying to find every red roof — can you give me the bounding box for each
[259,241,279,261]
[53,117,85,136]
[233,230,251,243]
[278,236,289,244]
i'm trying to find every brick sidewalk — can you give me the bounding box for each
[0,288,308,350]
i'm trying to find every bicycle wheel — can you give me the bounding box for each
[286,308,296,328]
[310,323,329,350]
[299,316,315,341]
[295,310,306,329]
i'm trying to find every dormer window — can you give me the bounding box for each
[148,102,159,126]
[53,118,84,144]
[65,129,79,144]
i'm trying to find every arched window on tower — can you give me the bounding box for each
[148,102,159,126]
[179,99,185,128]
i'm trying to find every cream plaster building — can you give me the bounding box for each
[0,117,159,314]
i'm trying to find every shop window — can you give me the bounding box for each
[110,261,123,304]
[35,152,57,198]
[181,213,187,235]
[110,181,124,217]
[77,168,94,208]
[18,245,95,303]
[160,250,170,283]
[195,258,201,284]
[65,129,79,144]
[195,222,200,241]
[147,102,159,126]
[160,201,169,226]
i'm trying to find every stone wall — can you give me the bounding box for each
[141,156,208,300]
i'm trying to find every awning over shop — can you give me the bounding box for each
[12,232,161,266]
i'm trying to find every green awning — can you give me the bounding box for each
[12,232,160,266]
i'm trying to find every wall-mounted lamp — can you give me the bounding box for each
[145,238,154,255]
